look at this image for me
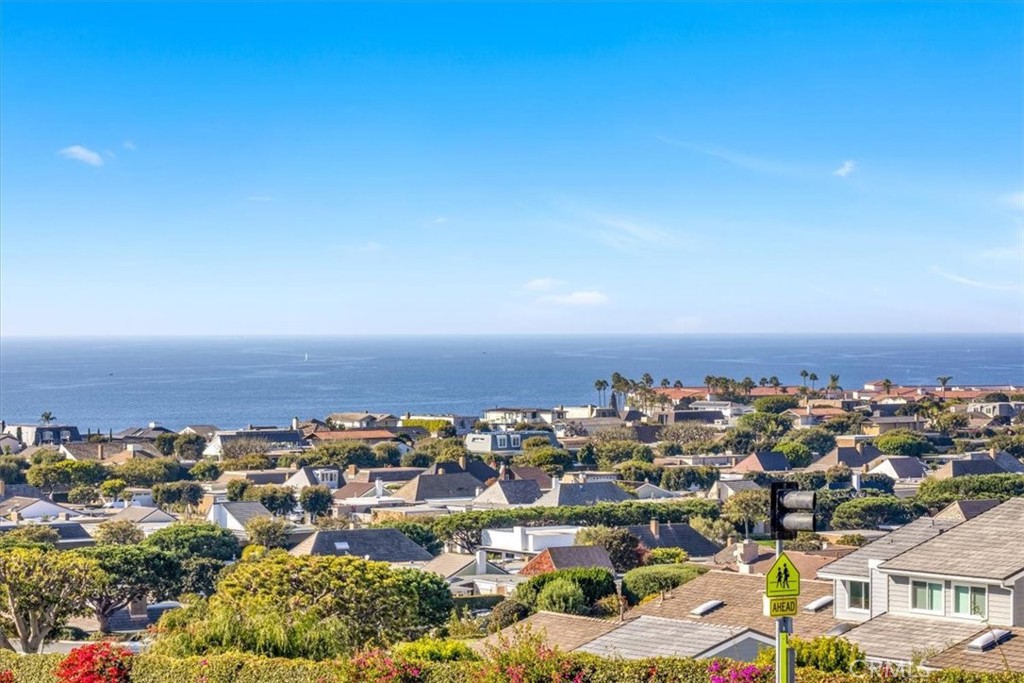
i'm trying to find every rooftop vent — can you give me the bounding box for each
[690,600,724,617]
[333,542,350,551]
[804,596,834,612]
[966,630,1011,653]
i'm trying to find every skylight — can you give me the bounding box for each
[826,623,854,637]
[334,542,350,550]
[804,596,833,612]
[966,630,1011,653]
[690,600,724,616]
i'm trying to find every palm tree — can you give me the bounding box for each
[827,374,841,398]
[936,376,952,397]
[740,377,756,397]
[769,376,781,390]
[660,378,670,388]
[673,379,684,389]
[808,373,819,391]
[799,369,809,388]
[642,373,654,388]
[40,412,54,425]
[594,379,609,407]
[759,377,768,387]
[882,379,893,395]
[704,375,714,394]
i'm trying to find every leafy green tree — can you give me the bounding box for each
[830,496,919,529]
[660,465,719,491]
[145,522,239,562]
[67,485,99,505]
[0,525,60,549]
[594,440,653,469]
[783,427,836,456]
[392,567,454,628]
[420,438,471,463]
[30,448,64,465]
[77,544,181,633]
[875,429,931,457]
[114,458,189,487]
[219,437,271,460]
[916,473,1024,507]
[94,519,145,545]
[174,433,207,459]
[987,434,1024,458]
[401,451,433,467]
[299,485,333,521]
[152,481,204,515]
[822,412,866,435]
[244,516,290,548]
[154,432,177,456]
[772,442,812,468]
[621,564,705,605]
[0,457,29,485]
[722,488,769,538]
[535,578,587,615]
[99,478,128,503]
[178,556,227,596]
[220,453,273,470]
[753,395,800,414]
[226,478,252,501]
[154,554,452,659]
[517,446,574,475]
[931,412,970,436]
[0,547,101,652]
[616,459,663,484]
[522,436,554,451]
[243,484,296,517]
[188,459,222,481]
[303,442,376,469]
[737,412,794,445]
[860,473,895,495]
[575,525,646,571]
[658,422,718,451]
[489,599,529,630]
[373,442,403,466]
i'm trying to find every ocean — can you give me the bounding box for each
[0,335,1021,432]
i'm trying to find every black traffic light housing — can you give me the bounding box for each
[770,481,816,540]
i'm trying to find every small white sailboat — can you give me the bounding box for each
[304,352,309,362]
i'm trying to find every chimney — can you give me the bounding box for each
[0,481,5,499]
[552,477,561,494]
[514,526,528,552]
[97,443,105,460]
[348,464,358,477]
[806,403,812,416]
[475,486,483,497]
[58,512,70,521]
[291,417,299,430]
[855,442,864,455]
[851,472,862,492]
[9,511,21,523]
[374,478,385,498]
[475,549,488,575]
[128,598,148,618]
[649,518,660,540]
[989,447,998,459]
[148,421,157,430]
[458,455,467,471]
[579,472,588,484]
[499,463,509,480]
[736,539,759,565]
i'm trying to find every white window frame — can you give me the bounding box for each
[846,580,870,612]
[496,435,508,449]
[510,435,521,448]
[952,583,987,619]
[910,580,944,614]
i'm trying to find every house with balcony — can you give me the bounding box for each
[464,430,557,454]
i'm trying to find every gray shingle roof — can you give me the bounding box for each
[533,481,633,507]
[932,499,1001,522]
[935,458,1010,478]
[807,444,883,471]
[216,469,292,486]
[109,506,176,524]
[394,472,484,502]
[818,516,962,579]
[472,480,542,506]
[880,498,1024,581]
[870,456,928,479]
[219,502,272,526]
[843,614,983,664]
[288,528,433,562]
[627,523,722,558]
[421,553,508,578]
[577,616,769,659]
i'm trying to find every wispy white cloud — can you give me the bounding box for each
[523,277,562,291]
[1002,191,1024,210]
[429,216,448,225]
[246,195,274,202]
[57,145,104,167]
[657,136,800,175]
[589,213,678,253]
[930,267,1020,292]
[123,140,137,151]
[833,160,857,178]
[538,290,609,306]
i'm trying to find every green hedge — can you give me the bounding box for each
[4,648,1024,683]
[453,594,504,612]
[620,563,706,605]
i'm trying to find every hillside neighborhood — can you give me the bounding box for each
[1,375,1023,679]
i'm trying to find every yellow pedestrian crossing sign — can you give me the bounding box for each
[765,552,800,598]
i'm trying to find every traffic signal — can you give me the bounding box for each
[770,481,816,540]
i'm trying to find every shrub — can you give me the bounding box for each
[621,563,706,605]
[793,636,864,672]
[753,395,800,414]
[487,599,530,631]
[646,547,688,565]
[836,534,868,547]
[575,526,647,571]
[515,568,615,609]
[875,430,931,457]
[55,643,133,683]
[830,496,920,530]
[535,578,587,615]
[392,638,479,663]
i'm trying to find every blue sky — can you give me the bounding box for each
[1,2,1021,336]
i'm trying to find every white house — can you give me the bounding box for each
[0,496,80,521]
[205,501,272,532]
[480,525,581,557]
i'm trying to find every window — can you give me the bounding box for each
[510,435,521,448]
[847,581,870,611]
[953,585,987,618]
[496,435,508,449]
[911,581,943,613]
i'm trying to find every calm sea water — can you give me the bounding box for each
[0,335,1021,432]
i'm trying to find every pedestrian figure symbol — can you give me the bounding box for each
[765,552,800,598]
